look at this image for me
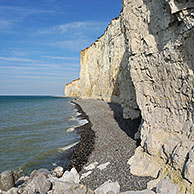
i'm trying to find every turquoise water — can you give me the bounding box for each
[0,96,85,174]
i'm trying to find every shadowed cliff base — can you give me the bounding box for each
[108,102,142,147]
[110,41,142,147]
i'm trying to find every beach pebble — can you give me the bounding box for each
[97,162,110,170]
[95,180,120,194]
[0,171,15,192]
[53,166,64,178]
[81,171,93,180]
[120,189,155,194]
[59,168,80,184]
[84,162,99,171]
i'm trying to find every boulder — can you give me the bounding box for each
[52,181,94,194]
[0,171,15,191]
[59,168,80,184]
[30,168,51,178]
[5,187,18,194]
[95,180,120,194]
[120,190,155,194]
[18,172,51,194]
[156,179,178,194]
[128,147,161,178]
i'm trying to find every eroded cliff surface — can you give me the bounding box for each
[123,0,194,191]
[65,0,194,193]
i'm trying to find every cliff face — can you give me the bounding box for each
[65,0,194,192]
[65,78,80,97]
[65,14,140,119]
[122,0,194,192]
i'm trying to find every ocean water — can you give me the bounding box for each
[0,96,87,174]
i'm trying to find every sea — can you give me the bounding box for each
[0,96,88,175]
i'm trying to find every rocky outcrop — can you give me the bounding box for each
[65,0,194,193]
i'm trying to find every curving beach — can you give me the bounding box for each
[72,99,153,192]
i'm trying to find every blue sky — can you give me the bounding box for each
[0,0,122,95]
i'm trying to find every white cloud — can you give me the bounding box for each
[58,22,87,33]
[0,57,36,63]
[36,21,106,35]
[41,56,79,61]
[55,39,92,51]
[0,5,53,15]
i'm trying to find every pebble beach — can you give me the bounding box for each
[72,99,153,192]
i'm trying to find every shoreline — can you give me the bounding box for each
[69,100,95,172]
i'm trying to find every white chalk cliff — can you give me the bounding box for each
[65,0,194,193]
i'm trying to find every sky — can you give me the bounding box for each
[0,0,122,95]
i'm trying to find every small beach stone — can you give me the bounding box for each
[59,167,80,184]
[53,166,64,178]
[95,180,120,194]
[84,162,99,171]
[97,162,110,170]
[81,171,93,180]
[0,171,15,191]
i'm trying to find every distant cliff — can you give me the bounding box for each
[65,0,194,193]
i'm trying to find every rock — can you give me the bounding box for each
[97,162,110,170]
[0,171,15,191]
[95,180,120,194]
[147,178,161,190]
[30,168,51,178]
[52,181,94,194]
[53,166,64,178]
[84,162,99,171]
[5,187,18,194]
[156,179,179,194]
[12,172,23,183]
[59,167,80,184]
[120,190,155,194]
[128,147,161,178]
[183,147,194,182]
[81,171,93,180]
[15,176,29,187]
[18,172,51,194]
